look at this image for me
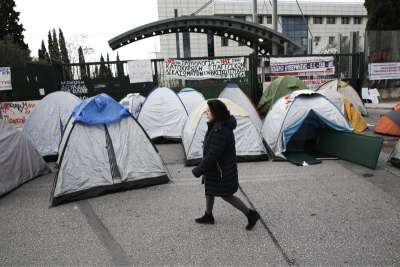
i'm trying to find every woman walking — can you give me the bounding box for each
[192,99,260,230]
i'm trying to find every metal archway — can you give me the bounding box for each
[108,15,301,54]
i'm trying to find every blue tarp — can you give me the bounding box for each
[72,93,131,125]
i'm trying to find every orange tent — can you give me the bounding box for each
[374,110,400,136]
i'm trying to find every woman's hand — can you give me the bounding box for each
[192,167,202,178]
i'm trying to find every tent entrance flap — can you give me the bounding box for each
[314,128,384,169]
[285,110,337,153]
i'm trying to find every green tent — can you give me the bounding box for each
[258,76,307,114]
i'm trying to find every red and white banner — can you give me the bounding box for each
[368,62,400,80]
[303,79,334,90]
[270,57,335,77]
[0,67,12,91]
[0,101,38,128]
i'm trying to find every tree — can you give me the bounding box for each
[37,40,50,63]
[58,29,72,79]
[47,31,54,61]
[0,0,29,50]
[78,46,87,79]
[0,36,31,67]
[116,52,124,78]
[51,29,61,62]
[0,0,30,66]
[106,53,113,78]
[99,54,109,79]
[365,0,400,30]
[58,29,70,64]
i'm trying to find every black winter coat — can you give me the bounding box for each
[192,116,239,196]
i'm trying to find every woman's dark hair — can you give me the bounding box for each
[207,99,230,121]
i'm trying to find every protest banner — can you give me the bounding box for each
[0,100,38,128]
[127,60,153,83]
[368,62,400,80]
[61,80,89,99]
[303,79,334,90]
[270,56,335,77]
[165,57,246,80]
[0,67,12,91]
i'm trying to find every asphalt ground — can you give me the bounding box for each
[1,108,399,266]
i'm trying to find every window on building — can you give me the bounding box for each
[266,15,272,24]
[329,36,336,45]
[282,16,308,53]
[313,16,323,24]
[342,36,349,43]
[327,17,336,24]
[341,17,350,24]
[221,37,229,47]
[258,15,263,24]
[354,17,362,24]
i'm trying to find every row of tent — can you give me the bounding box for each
[1,78,398,206]
[259,77,400,138]
[1,93,169,206]
[258,77,369,133]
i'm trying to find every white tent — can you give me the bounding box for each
[317,80,345,113]
[51,94,169,206]
[338,81,368,116]
[262,90,352,158]
[138,87,188,141]
[317,80,367,116]
[120,93,145,118]
[1,120,50,197]
[22,91,81,158]
[219,83,262,130]
[178,88,205,115]
[182,98,268,166]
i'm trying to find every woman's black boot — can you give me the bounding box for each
[195,212,215,224]
[246,210,260,230]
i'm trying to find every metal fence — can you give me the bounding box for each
[0,53,365,102]
[60,56,252,100]
[366,31,400,89]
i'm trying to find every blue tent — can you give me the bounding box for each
[72,93,131,125]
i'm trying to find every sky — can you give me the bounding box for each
[14,0,364,62]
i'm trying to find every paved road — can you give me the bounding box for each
[1,109,400,266]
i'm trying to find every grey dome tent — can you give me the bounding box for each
[120,93,145,118]
[182,98,268,166]
[219,83,262,130]
[317,79,368,116]
[1,120,50,197]
[178,88,205,115]
[22,91,81,159]
[262,90,352,159]
[138,87,188,142]
[50,94,169,206]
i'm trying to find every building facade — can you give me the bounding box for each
[157,0,367,58]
